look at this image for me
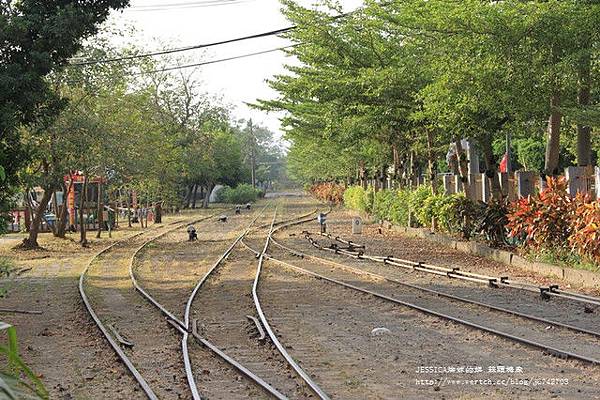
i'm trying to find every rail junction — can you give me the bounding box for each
[22,195,600,399]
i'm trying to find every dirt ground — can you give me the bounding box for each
[268,207,600,399]
[2,197,600,399]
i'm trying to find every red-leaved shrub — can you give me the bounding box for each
[569,193,600,264]
[506,177,575,250]
[309,182,345,205]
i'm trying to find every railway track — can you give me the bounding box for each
[309,231,600,307]
[79,217,206,399]
[242,215,600,369]
[180,205,318,399]
[78,199,600,399]
[86,199,322,399]
[179,201,336,399]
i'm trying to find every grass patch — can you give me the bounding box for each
[524,248,600,272]
[0,257,14,297]
[0,257,12,278]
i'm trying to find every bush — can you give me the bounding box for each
[364,186,375,214]
[408,185,433,227]
[474,200,509,247]
[309,182,345,204]
[507,177,575,250]
[372,190,395,222]
[218,184,262,204]
[343,186,367,211]
[568,193,600,264]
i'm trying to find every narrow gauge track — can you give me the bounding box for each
[309,232,600,307]
[243,216,600,367]
[79,216,212,399]
[180,203,321,399]
[128,200,324,400]
[300,233,600,338]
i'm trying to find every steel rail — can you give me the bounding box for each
[261,255,600,365]
[79,227,165,400]
[270,237,600,339]
[244,218,600,366]
[250,210,332,400]
[181,203,290,400]
[130,203,292,400]
[80,213,214,400]
[308,232,600,306]
[253,208,317,230]
[129,214,216,327]
[79,209,242,399]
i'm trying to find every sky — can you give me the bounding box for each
[106,0,363,141]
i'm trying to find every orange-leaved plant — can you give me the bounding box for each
[568,193,600,264]
[309,182,345,205]
[506,176,575,250]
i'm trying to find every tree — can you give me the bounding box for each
[0,0,130,233]
[259,0,600,198]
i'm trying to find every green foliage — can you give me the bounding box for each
[343,186,367,212]
[0,258,11,279]
[217,184,262,204]
[0,0,130,232]
[364,187,375,214]
[0,323,48,399]
[474,201,509,247]
[344,185,507,246]
[372,189,410,226]
[408,185,432,227]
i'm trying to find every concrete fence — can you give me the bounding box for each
[439,166,599,202]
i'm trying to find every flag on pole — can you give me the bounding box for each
[499,152,508,173]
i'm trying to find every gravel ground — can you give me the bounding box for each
[266,207,600,399]
[0,222,170,399]
[4,198,598,399]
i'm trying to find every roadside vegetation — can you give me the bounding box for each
[255,1,600,270]
[1,3,286,249]
[342,179,600,271]
[217,184,265,204]
[257,1,600,190]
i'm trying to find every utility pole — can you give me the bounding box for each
[249,119,256,188]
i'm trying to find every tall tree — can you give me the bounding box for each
[0,0,129,232]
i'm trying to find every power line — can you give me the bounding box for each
[71,27,294,66]
[71,10,354,66]
[132,45,296,75]
[126,0,254,12]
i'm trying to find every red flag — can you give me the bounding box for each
[499,152,508,173]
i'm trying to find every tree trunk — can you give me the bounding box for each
[426,130,438,194]
[125,189,132,228]
[191,184,198,209]
[481,134,503,200]
[96,180,103,239]
[144,200,149,227]
[155,201,162,224]
[49,191,58,236]
[138,200,144,228]
[183,184,193,209]
[202,183,214,208]
[79,176,89,246]
[359,161,367,189]
[455,139,471,199]
[544,93,562,176]
[22,188,53,248]
[392,143,400,187]
[55,178,73,238]
[577,50,592,167]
